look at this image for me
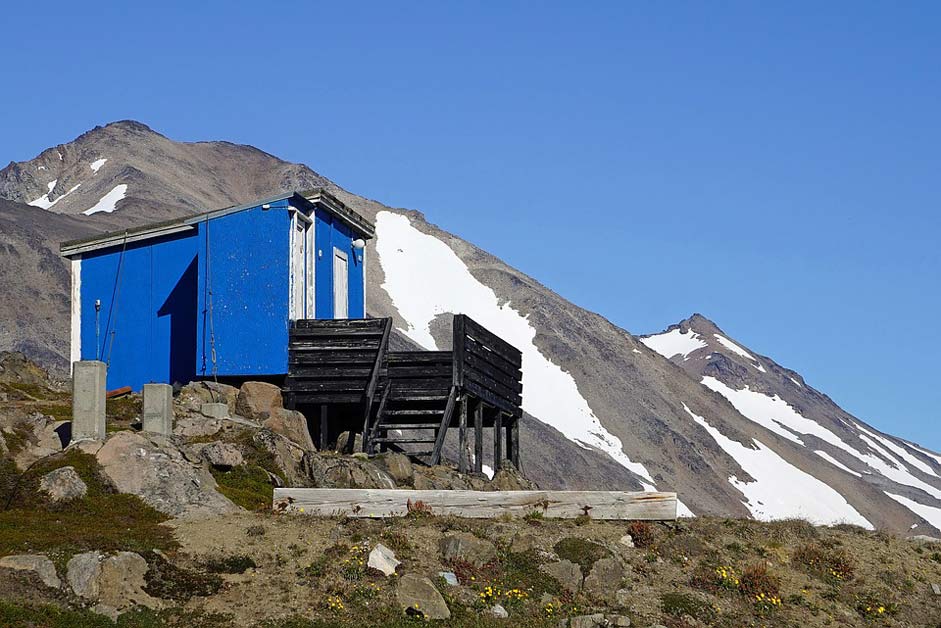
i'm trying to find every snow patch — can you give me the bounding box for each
[854,423,938,478]
[481,464,494,480]
[713,333,765,371]
[640,328,707,361]
[884,492,941,531]
[789,377,803,387]
[29,180,81,209]
[83,184,127,215]
[676,499,695,518]
[376,211,656,487]
[814,450,862,477]
[90,158,107,173]
[702,376,941,500]
[684,404,872,527]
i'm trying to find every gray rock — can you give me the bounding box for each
[95,431,239,518]
[91,604,120,621]
[583,557,624,600]
[910,534,941,543]
[39,466,87,502]
[174,416,222,438]
[488,604,508,618]
[200,402,229,419]
[540,559,583,592]
[367,543,400,576]
[618,534,634,548]
[396,573,450,619]
[235,381,282,420]
[511,531,539,553]
[96,551,162,610]
[439,532,497,566]
[265,407,314,450]
[615,588,632,607]
[67,551,104,599]
[0,554,61,589]
[568,614,606,628]
[200,441,243,469]
[303,452,395,489]
[931,583,941,596]
[609,615,631,627]
[383,452,413,483]
[335,431,363,453]
[438,571,459,586]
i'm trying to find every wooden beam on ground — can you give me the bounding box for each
[273,488,678,520]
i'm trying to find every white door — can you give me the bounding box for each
[290,216,306,319]
[333,248,349,319]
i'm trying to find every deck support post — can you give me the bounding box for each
[458,397,468,474]
[319,405,328,450]
[493,411,503,469]
[473,399,483,474]
[509,416,520,471]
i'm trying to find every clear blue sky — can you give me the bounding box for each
[2,2,939,449]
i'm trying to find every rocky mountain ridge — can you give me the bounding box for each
[1,121,939,534]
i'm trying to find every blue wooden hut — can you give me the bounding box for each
[60,189,374,391]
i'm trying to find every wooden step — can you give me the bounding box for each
[372,437,437,444]
[376,423,441,430]
[384,409,445,416]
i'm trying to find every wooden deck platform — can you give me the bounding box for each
[273,488,678,520]
[284,314,523,470]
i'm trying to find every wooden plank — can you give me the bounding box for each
[273,488,678,520]
[464,365,522,399]
[474,398,483,474]
[464,335,522,376]
[429,386,457,466]
[494,411,503,466]
[462,352,521,386]
[290,392,363,404]
[462,318,522,365]
[458,397,468,474]
[509,417,520,470]
[452,314,466,388]
[465,379,519,415]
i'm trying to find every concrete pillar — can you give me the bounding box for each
[142,383,174,435]
[72,361,106,441]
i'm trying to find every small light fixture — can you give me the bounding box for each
[262,203,271,210]
[352,238,366,250]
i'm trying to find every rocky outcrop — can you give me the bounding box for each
[235,382,282,421]
[0,554,61,589]
[95,431,238,518]
[263,408,314,450]
[199,441,244,469]
[66,551,162,616]
[39,466,87,502]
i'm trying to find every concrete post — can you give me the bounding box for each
[142,383,174,435]
[72,361,106,441]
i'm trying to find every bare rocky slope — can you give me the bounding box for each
[1,121,939,533]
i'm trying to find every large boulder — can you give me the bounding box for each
[303,452,395,489]
[264,408,314,450]
[200,442,244,469]
[235,382,282,421]
[583,557,624,601]
[39,466,87,502]
[66,551,162,612]
[540,559,583,592]
[11,413,66,470]
[0,554,61,589]
[95,431,239,518]
[382,452,414,483]
[439,532,497,566]
[395,574,450,620]
[490,461,537,491]
[179,381,239,415]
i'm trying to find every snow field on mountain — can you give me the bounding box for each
[90,158,107,173]
[640,328,707,360]
[702,376,941,502]
[813,450,862,477]
[684,405,872,527]
[884,492,941,530]
[83,184,128,215]
[376,211,657,487]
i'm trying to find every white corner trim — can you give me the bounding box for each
[70,255,82,370]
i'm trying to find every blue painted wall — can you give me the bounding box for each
[76,195,368,390]
[195,203,291,378]
[314,208,365,319]
[80,230,199,390]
